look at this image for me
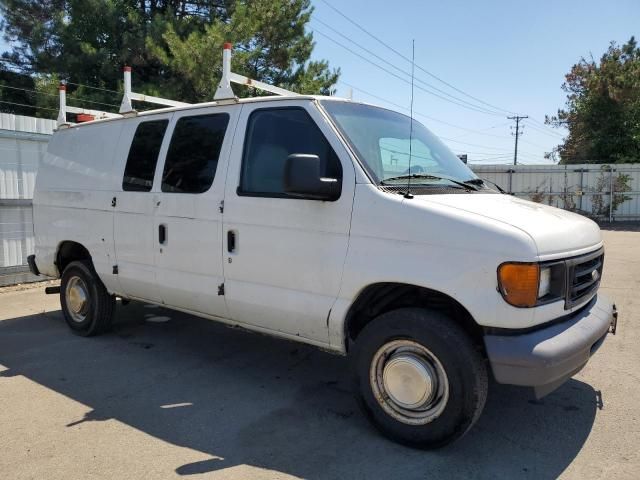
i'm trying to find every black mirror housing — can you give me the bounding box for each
[284,154,341,201]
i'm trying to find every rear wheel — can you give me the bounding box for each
[60,260,115,336]
[351,308,488,449]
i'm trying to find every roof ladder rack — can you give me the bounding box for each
[57,83,121,127]
[214,43,299,100]
[119,66,191,114]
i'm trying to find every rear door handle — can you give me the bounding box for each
[159,224,167,244]
[227,230,236,253]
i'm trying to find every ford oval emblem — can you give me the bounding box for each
[592,270,600,281]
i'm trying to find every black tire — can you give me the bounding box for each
[60,260,115,337]
[351,308,488,449]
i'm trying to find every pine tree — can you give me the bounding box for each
[0,0,339,115]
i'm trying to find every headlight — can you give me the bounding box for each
[498,262,566,308]
[538,267,551,298]
[497,263,539,307]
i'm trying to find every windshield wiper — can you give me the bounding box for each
[381,174,478,191]
[464,178,506,193]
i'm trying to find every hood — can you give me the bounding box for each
[421,193,602,257]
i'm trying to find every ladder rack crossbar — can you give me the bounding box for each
[229,72,299,97]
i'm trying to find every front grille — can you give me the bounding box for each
[565,248,604,309]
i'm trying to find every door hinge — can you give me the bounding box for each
[217,283,225,296]
[219,200,224,214]
[112,265,118,275]
[111,196,117,207]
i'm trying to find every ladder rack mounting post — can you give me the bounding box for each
[57,83,68,127]
[214,43,236,100]
[120,66,134,114]
[214,43,299,100]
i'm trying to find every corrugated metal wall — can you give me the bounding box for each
[472,164,640,221]
[0,113,55,286]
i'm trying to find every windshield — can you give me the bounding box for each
[320,100,477,185]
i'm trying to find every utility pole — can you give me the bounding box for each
[508,115,528,165]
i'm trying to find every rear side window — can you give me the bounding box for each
[161,113,230,193]
[239,108,341,196]
[122,120,168,192]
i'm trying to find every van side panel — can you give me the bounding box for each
[33,122,124,292]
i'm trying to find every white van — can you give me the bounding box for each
[29,57,617,448]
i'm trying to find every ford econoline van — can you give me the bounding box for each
[28,53,617,448]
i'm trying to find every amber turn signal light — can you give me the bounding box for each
[497,263,540,307]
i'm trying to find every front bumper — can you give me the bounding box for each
[484,294,617,398]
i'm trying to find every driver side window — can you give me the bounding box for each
[239,107,342,197]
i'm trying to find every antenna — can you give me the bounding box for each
[404,39,416,199]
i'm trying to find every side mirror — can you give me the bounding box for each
[284,154,341,201]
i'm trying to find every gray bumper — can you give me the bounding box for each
[484,294,617,398]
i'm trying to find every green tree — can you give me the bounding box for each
[546,37,640,164]
[0,0,339,116]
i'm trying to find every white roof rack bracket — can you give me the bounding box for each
[119,66,135,113]
[214,43,237,100]
[214,43,299,100]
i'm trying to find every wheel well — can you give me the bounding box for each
[56,241,92,274]
[344,283,485,354]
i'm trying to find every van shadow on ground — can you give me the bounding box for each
[0,302,601,479]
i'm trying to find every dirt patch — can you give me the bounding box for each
[0,279,59,294]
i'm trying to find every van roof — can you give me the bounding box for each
[57,95,359,130]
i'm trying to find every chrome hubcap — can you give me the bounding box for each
[370,340,449,425]
[66,276,89,322]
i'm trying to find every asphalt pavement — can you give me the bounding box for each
[0,225,638,479]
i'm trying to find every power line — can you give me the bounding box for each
[339,81,512,139]
[523,119,565,139]
[0,84,120,108]
[337,81,520,155]
[0,84,59,98]
[312,28,504,117]
[438,136,513,152]
[312,17,505,116]
[448,121,512,140]
[66,81,120,95]
[317,0,518,116]
[0,99,58,113]
[519,137,552,150]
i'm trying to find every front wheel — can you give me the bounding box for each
[60,260,115,336]
[351,308,488,449]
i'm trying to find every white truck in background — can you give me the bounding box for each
[28,46,617,448]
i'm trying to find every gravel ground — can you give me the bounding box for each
[0,227,638,479]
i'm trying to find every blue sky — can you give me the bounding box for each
[1,1,638,164]
[309,0,639,164]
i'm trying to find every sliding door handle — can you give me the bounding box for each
[159,224,167,244]
[227,230,236,253]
